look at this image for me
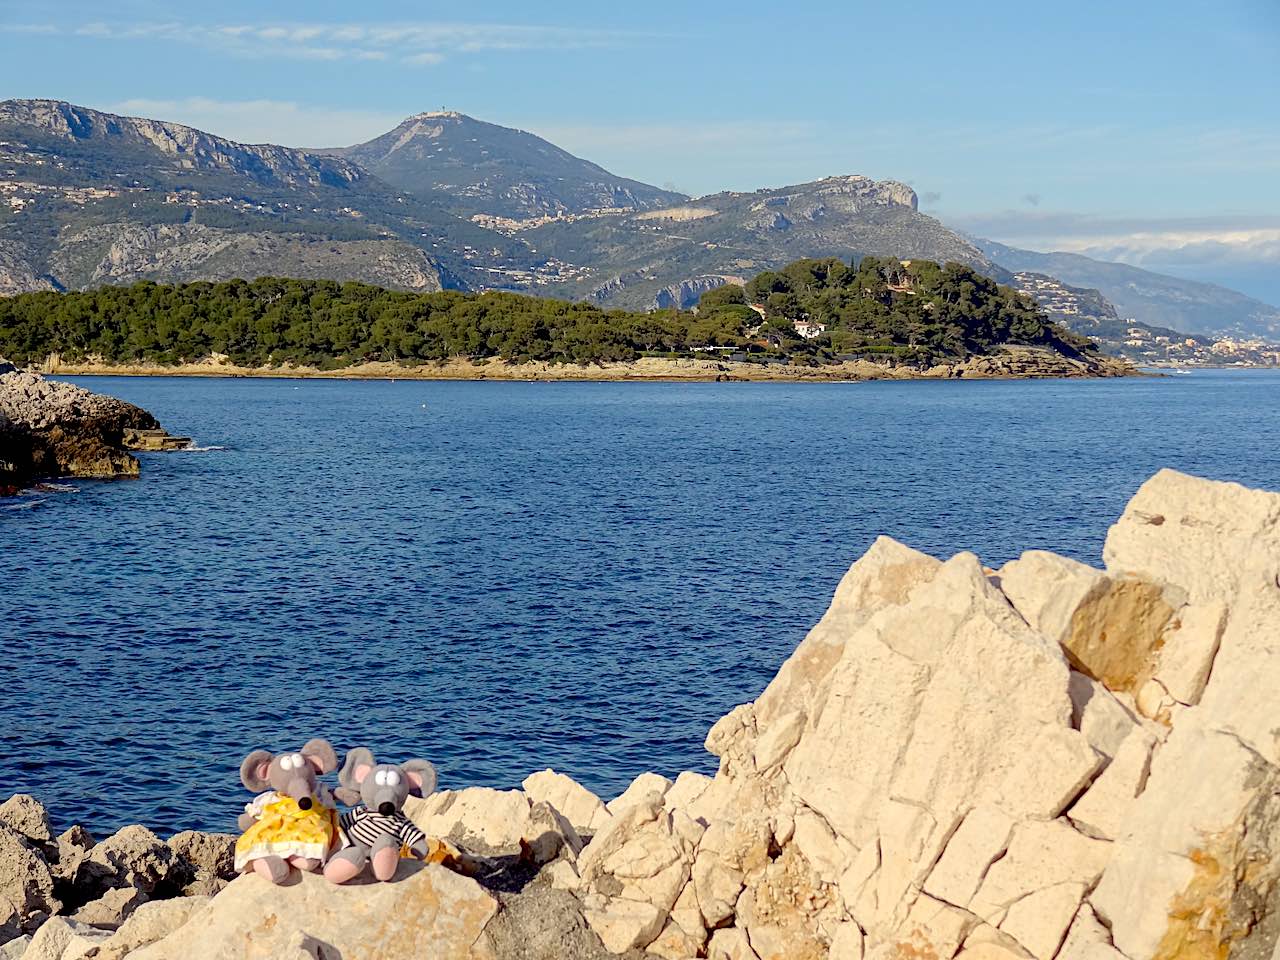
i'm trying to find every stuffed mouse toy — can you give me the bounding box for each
[324,747,437,883]
[234,738,340,884]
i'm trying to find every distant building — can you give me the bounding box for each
[793,320,827,340]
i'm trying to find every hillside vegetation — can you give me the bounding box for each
[0,256,1095,368]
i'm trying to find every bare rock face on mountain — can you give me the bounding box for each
[0,100,367,189]
[49,222,446,293]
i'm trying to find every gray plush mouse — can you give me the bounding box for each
[323,747,438,884]
[233,738,340,884]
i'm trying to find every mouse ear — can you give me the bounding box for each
[400,759,437,798]
[301,738,338,774]
[339,747,375,789]
[240,749,273,791]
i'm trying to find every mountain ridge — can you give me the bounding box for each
[0,98,1270,338]
[325,110,687,221]
[976,237,1280,339]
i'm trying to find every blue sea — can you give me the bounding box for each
[5,370,1279,837]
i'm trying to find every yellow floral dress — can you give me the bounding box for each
[234,791,339,872]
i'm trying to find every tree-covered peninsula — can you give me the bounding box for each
[0,256,1098,369]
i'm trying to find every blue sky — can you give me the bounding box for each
[3,0,1279,302]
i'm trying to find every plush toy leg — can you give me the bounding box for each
[371,835,400,882]
[289,856,320,872]
[323,845,369,884]
[252,856,289,884]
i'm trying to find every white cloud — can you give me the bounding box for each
[107,97,406,148]
[56,18,647,64]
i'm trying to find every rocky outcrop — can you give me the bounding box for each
[0,366,183,494]
[0,101,366,190]
[4,468,1277,960]
[49,223,447,293]
[928,345,1134,379]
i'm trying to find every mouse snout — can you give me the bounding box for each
[285,775,314,806]
[378,801,395,817]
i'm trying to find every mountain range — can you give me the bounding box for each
[0,98,1274,339]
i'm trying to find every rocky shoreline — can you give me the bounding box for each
[41,346,1136,383]
[4,468,1275,960]
[0,363,187,495]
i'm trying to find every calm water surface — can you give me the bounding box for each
[4,371,1278,835]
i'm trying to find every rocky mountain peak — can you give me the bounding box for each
[0,99,366,189]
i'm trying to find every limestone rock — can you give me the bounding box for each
[691,815,771,928]
[1067,727,1157,840]
[1103,468,1280,604]
[0,797,50,846]
[1068,672,1145,761]
[606,773,672,815]
[83,896,211,960]
[522,770,613,836]
[969,820,1109,925]
[166,830,236,888]
[526,800,583,865]
[0,935,30,959]
[707,927,761,960]
[71,883,147,928]
[923,805,1015,908]
[648,917,704,959]
[405,786,533,855]
[78,825,172,896]
[999,882,1086,960]
[577,795,691,919]
[50,827,94,884]
[1057,904,1127,960]
[1091,720,1280,960]
[828,921,865,960]
[0,826,58,929]
[998,550,1107,649]
[127,864,497,960]
[582,896,665,954]
[22,916,109,960]
[663,771,712,818]
[748,537,942,744]
[1153,600,1226,705]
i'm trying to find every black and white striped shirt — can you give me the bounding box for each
[339,806,426,851]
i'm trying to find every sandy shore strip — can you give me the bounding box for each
[41,351,1132,383]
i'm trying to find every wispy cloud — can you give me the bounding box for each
[952,210,1280,302]
[107,97,407,148]
[45,19,648,65]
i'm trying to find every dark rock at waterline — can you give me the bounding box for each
[0,362,184,494]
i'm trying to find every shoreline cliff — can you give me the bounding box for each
[0,363,186,495]
[2,468,1276,960]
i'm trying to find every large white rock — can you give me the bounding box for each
[127,865,497,960]
[923,805,1015,908]
[1067,727,1157,841]
[1091,720,1280,960]
[22,917,109,960]
[521,770,613,835]
[404,786,532,853]
[968,819,1110,925]
[1103,468,1280,604]
[1154,600,1226,705]
[748,536,943,743]
[607,772,672,815]
[84,896,211,960]
[998,882,1086,960]
[582,896,666,954]
[997,549,1107,648]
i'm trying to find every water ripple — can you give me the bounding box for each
[2,371,1279,835]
